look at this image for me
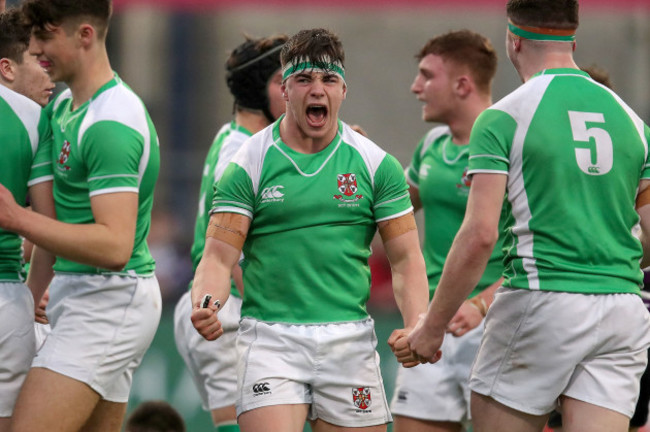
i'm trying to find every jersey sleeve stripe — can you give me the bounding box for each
[375,206,414,223]
[27,175,54,187]
[467,169,509,175]
[212,200,253,212]
[88,174,140,182]
[469,154,510,164]
[374,192,410,209]
[89,187,139,197]
[32,161,52,169]
[211,206,253,219]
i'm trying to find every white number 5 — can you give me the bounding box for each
[569,111,613,176]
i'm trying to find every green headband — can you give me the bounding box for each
[508,20,576,42]
[282,60,345,82]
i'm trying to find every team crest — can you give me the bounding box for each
[334,173,363,206]
[337,173,358,196]
[456,166,471,194]
[352,387,372,410]
[57,140,72,171]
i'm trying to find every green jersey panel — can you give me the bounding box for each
[189,122,251,298]
[213,119,413,323]
[50,75,159,275]
[469,69,649,294]
[0,85,53,280]
[407,126,504,300]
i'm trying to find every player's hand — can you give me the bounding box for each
[0,183,21,231]
[350,124,368,137]
[446,300,483,337]
[190,301,223,341]
[389,328,423,368]
[407,315,443,364]
[35,290,49,324]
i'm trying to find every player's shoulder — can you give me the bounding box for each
[81,77,152,140]
[420,125,451,155]
[230,122,275,168]
[0,83,42,127]
[340,121,387,158]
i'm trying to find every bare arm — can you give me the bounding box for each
[24,181,56,306]
[408,184,423,213]
[378,212,429,367]
[407,173,507,362]
[0,185,138,271]
[191,212,250,340]
[637,179,650,268]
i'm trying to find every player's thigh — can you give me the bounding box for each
[238,403,309,432]
[560,396,629,432]
[311,418,387,432]
[11,367,101,432]
[393,416,462,432]
[82,399,127,432]
[470,392,548,432]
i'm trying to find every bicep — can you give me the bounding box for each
[464,174,507,231]
[90,192,138,235]
[378,212,419,263]
[28,181,56,218]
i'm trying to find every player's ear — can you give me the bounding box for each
[77,23,95,48]
[342,82,347,99]
[0,58,15,82]
[281,83,288,101]
[455,75,472,98]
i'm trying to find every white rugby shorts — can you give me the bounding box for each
[470,287,650,417]
[33,273,161,402]
[0,282,35,416]
[236,318,392,427]
[173,290,241,410]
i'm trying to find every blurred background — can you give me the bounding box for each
[8,0,650,429]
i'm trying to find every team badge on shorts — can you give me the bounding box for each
[334,173,363,206]
[352,387,372,410]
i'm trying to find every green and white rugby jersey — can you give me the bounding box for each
[406,126,504,300]
[190,121,251,298]
[468,68,650,294]
[0,85,53,281]
[213,118,413,323]
[50,75,159,275]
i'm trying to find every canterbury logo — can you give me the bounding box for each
[261,185,284,200]
[252,382,271,393]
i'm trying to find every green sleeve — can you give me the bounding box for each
[373,153,412,222]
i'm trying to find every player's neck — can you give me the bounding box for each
[447,97,492,146]
[235,110,271,135]
[520,51,578,82]
[68,51,114,110]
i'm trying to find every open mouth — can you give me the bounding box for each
[306,104,328,127]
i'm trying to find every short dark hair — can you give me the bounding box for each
[226,33,288,122]
[417,30,497,94]
[0,8,30,63]
[124,401,185,432]
[506,0,579,30]
[22,0,112,39]
[281,28,345,71]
